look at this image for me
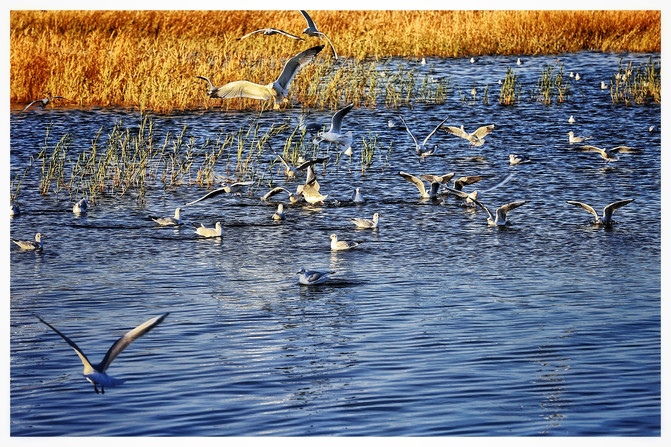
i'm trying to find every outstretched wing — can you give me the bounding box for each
[499,200,528,216]
[472,124,495,139]
[237,29,267,40]
[21,100,42,112]
[275,45,324,90]
[610,146,640,154]
[442,125,469,139]
[329,103,354,134]
[566,200,599,219]
[211,80,273,100]
[35,315,95,374]
[576,145,607,155]
[317,32,338,58]
[420,173,455,185]
[398,116,420,148]
[422,117,450,146]
[183,187,228,206]
[98,313,169,372]
[262,186,291,202]
[603,199,634,221]
[299,10,319,31]
[453,175,483,190]
[399,171,427,197]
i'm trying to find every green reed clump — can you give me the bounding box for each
[535,62,571,104]
[499,67,521,105]
[360,132,379,175]
[610,57,661,105]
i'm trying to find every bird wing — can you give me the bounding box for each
[443,125,469,139]
[441,185,470,199]
[211,80,273,100]
[261,186,291,201]
[183,187,228,206]
[481,173,514,193]
[329,103,354,134]
[237,29,267,40]
[566,200,599,219]
[195,75,215,90]
[499,200,528,216]
[35,315,95,374]
[453,175,483,190]
[420,173,455,185]
[399,172,427,197]
[603,199,635,221]
[296,156,329,171]
[317,31,338,58]
[275,45,324,90]
[577,145,607,155]
[97,313,169,372]
[398,116,420,148]
[472,124,495,139]
[299,10,319,31]
[472,198,494,220]
[610,146,640,154]
[422,117,450,145]
[21,100,42,112]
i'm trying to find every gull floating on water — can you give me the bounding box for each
[150,208,182,226]
[195,45,323,109]
[297,268,334,285]
[22,96,67,112]
[272,204,286,220]
[183,181,254,207]
[350,212,380,229]
[517,58,523,65]
[314,103,354,148]
[568,115,575,124]
[73,198,88,214]
[299,10,338,59]
[509,154,532,165]
[330,233,361,251]
[399,171,455,199]
[572,145,641,162]
[237,28,305,41]
[398,115,449,161]
[567,131,592,144]
[474,200,528,226]
[194,221,223,237]
[351,187,364,204]
[601,81,608,89]
[566,199,634,225]
[35,313,169,394]
[12,232,45,250]
[443,124,495,148]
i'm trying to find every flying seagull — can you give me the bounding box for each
[566,199,634,225]
[35,313,169,394]
[183,181,254,207]
[572,145,641,162]
[443,124,495,148]
[398,115,449,161]
[299,10,338,59]
[474,200,528,226]
[22,96,67,112]
[314,103,354,147]
[238,28,304,41]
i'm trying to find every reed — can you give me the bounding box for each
[10,10,660,112]
[535,62,571,104]
[610,57,661,105]
[498,67,521,105]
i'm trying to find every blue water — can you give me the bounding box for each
[9,51,661,436]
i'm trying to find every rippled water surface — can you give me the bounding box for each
[9,52,661,436]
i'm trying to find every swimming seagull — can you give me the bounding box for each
[183,181,254,207]
[34,313,169,394]
[398,115,449,161]
[73,198,88,214]
[314,103,354,148]
[509,154,532,165]
[351,187,364,204]
[567,131,592,144]
[566,199,634,225]
[194,222,223,237]
[329,233,361,251]
[573,145,641,162]
[237,28,305,41]
[568,115,575,124]
[150,208,182,226]
[299,10,338,59]
[272,204,286,220]
[22,96,67,112]
[398,171,455,199]
[12,232,45,250]
[474,200,528,226]
[297,268,335,285]
[443,124,495,148]
[601,81,608,89]
[195,45,323,109]
[350,212,380,229]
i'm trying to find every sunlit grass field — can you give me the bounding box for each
[10,10,661,112]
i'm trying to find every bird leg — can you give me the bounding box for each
[94,384,100,394]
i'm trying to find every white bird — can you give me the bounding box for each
[272,204,286,220]
[329,233,361,251]
[568,115,575,124]
[474,200,528,226]
[22,96,67,112]
[277,155,328,179]
[12,232,45,250]
[351,187,364,204]
[299,10,338,59]
[509,154,532,165]
[574,73,581,81]
[516,58,523,65]
[314,103,354,148]
[601,81,608,89]
[420,57,427,65]
[195,45,323,109]
[194,221,223,237]
[343,146,353,156]
[470,57,478,63]
[443,124,495,148]
[296,114,322,133]
[297,268,334,285]
[452,175,483,191]
[566,199,634,225]
[399,171,455,199]
[444,174,513,207]
[35,313,169,394]
[567,131,592,144]
[572,145,641,162]
[73,198,88,214]
[237,27,305,41]
[300,178,328,205]
[150,208,182,226]
[183,181,254,207]
[398,115,449,161]
[350,212,380,229]
[261,186,303,204]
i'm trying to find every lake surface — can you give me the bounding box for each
[9,51,661,436]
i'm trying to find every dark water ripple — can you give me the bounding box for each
[9,52,660,436]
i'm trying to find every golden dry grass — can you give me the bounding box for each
[10,10,661,112]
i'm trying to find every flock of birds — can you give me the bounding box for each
[12,10,648,393]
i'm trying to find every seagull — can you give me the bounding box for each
[443,124,495,148]
[194,221,223,237]
[452,175,483,191]
[299,10,338,59]
[195,44,323,109]
[300,178,328,205]
[572,145,641,162]
[568,115,575,124]
[314,103,354,148]
[600,81,608,89]
[329,233,361,251]
[22,96,67,112]
[276,154,329,178]
[272,204,286,220]
[566,199,634,225]
[398,171,454,199]
[350,212,380,229]
[183,181,254,207]
[516,57,523,65]
[351,187,364,203]
[73,198,88,214]
[574,73,581,81]
[443,174,513,207]
[567,131,592,144]
[12,233,45,250]
[470,57,478,63]
[509,154,532,165]
[296,113,323,134]
[10,203,20,217]
[261,186,303,204]
[398,115,449,161]
[297,268,335,285]
[34,313,169,394]
[237,27,305,41]
[474,200,528,226]
[150,208,182,226]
